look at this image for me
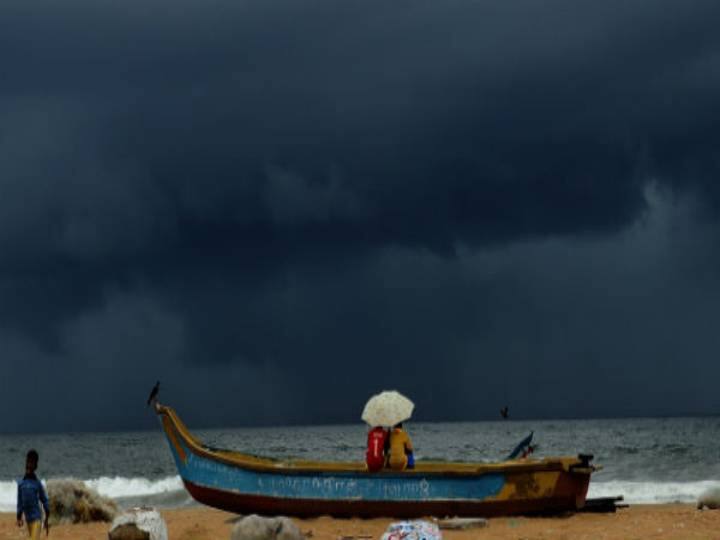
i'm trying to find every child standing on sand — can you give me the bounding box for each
[17,449,50,538]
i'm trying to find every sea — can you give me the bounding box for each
[2,416,720,512]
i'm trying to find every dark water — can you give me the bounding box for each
[3,416,720,509]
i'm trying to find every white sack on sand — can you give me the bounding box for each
[697,488,720,510]
[231,514,304,540]
[109,507,168,540]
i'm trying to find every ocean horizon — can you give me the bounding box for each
[2,415,719,511]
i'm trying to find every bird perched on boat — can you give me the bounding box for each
[147,381,160,407]
[500,405,509,419]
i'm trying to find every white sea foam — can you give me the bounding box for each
[4,476,720,512]
[0,481,17,513]
[589,480,720,504]
[0,476,184,513]
[84,476,183,498]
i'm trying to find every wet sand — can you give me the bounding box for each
[2,504,720,540]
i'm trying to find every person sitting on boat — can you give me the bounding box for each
[388,423,414,471]
[366,426,389,472]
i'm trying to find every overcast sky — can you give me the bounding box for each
[2,0,720,433]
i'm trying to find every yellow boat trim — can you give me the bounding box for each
[162,414,187,464]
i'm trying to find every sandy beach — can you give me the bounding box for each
[2,505,720,540]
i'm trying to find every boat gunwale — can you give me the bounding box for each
[156,404,585,477]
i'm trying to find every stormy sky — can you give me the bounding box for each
[2,0,720,433]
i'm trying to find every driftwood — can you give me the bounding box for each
[579,496,628,513]
[437,517,488,530]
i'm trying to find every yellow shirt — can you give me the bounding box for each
[388,428,413,470]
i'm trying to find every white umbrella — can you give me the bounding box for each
[361,390,414,427]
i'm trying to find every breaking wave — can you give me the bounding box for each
[0,476,189,513]
[4,476,720,512]
[588,480,720,504]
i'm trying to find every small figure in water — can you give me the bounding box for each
[388,423,414,471]
[17,449,50,539]
[500,405,509,419]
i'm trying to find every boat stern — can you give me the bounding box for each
[487,453,597,514]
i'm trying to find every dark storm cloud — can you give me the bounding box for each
[2,0,720,431]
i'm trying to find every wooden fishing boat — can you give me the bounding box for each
[156,403,597,518]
